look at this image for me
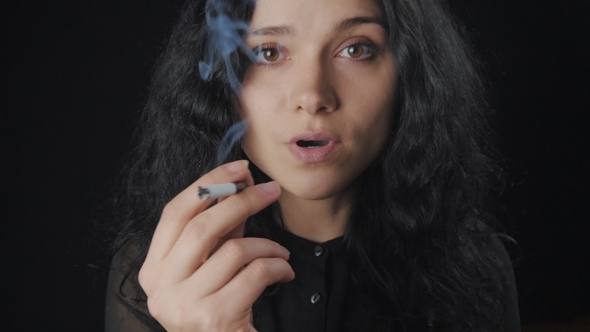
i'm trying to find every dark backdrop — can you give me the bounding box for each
[3,0,589,330]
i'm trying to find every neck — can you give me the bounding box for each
[277,188,354,243]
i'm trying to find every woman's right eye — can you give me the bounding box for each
[253,45,285,65]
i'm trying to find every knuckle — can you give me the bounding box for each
[161,201,179,221]
[183,218,210,240]
[137,267,148,289]
[231,192,250,208]
[220,239,248,261]
[247,259,273,280]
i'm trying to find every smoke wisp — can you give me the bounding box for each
[199,0,257,92]
[199,0,257,166]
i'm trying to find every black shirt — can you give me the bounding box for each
[105,229,520,331]
[252,230,347,332]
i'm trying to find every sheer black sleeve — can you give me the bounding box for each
[105,241,165,332]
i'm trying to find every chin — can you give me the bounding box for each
[283,188,334,201]
[247,153,359,200]
[278,174,354,201]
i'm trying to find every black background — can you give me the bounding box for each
[3,0,589,330]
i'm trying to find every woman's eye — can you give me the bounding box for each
[338,43,376,60]
[254,46,283,64]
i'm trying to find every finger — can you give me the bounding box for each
[146,160,254,264]
[190,237,290,296]
[214,257,294,312]
[163,181,281,280]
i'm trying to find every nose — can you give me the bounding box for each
[288,60,338,115]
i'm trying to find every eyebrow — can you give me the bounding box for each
[336,16,387,32]
[247,25,294,37]
[246,16,386,38]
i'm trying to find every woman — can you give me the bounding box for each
[106,0,520,330]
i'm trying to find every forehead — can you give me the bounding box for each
[249,0,384,30]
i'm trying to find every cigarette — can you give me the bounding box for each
[198,182,248,200]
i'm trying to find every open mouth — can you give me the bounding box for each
[296,140,330,148]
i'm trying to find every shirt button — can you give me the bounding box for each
[314,245,323,257]
[310,293,321,304]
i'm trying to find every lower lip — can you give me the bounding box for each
[287,142,340,163]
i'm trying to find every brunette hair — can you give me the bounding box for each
[111,0,512,330]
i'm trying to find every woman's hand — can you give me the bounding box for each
[138,160,294,332]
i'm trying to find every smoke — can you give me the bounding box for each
[216,119,249,166]
[199,0,257,166]
[199,0,257,92]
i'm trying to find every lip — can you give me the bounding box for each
[287,131,341,163]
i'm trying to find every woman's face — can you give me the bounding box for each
[239,0,397,200]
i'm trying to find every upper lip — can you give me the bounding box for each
[287,130,339,144]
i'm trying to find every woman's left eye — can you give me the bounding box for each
[338,43,377,60]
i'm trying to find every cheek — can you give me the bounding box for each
[240,122,269,175]
[238,76,283,121]
[239,112,265,159]
[352,108,392,158]
[238,85,277,161]
[348,86,396,153]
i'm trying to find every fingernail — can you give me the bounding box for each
[259,181,279,194]
[281,246,290,256]
[226,160,249,173]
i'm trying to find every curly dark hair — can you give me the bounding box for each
[110,0,513,330]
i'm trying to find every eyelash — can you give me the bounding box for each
[338,39,380,61]
[251,39,380,67]
[252,44,286,67]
